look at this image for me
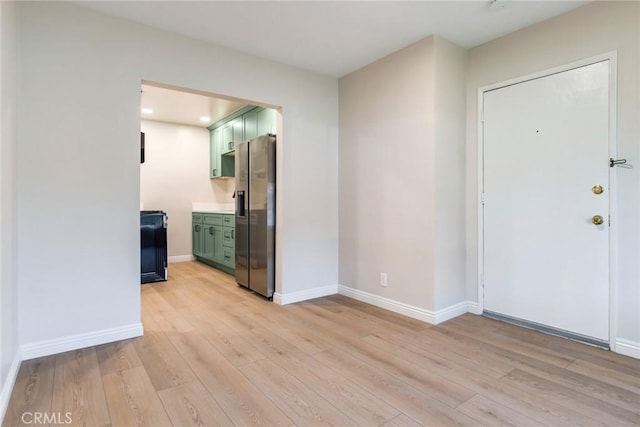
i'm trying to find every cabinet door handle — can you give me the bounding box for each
[231,230,234,239]
[212,168,217,176]
[209,227,214,235]
[228,142,234,150]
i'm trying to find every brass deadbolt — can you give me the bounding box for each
[592,215,604,225]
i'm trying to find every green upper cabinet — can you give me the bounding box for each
[221,118,243,155]
[209,106,277,179]
[232,117,243,148]
[210,128,221,179]
[257,108,276,136]
[211,126,234,178]
[243,108,258,141]
[220,123,233,154]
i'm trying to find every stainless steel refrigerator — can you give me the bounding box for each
[235,134,276,299]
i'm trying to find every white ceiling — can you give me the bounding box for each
[111,1,588,127]
[78,0,588,78]
[141,83,248,128]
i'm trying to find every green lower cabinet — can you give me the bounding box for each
[212,224,224,263]
[192,213,235,275]
[222,226,235,268]
[202,225,216,261]
[192,213,204,257]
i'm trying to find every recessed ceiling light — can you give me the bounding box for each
[200,116,211,123]
[141,108,153,114]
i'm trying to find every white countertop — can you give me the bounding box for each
[194,210,235,214]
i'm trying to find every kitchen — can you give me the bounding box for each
[140,83,278,298]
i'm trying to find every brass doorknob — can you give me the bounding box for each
[592,215,604,225]
[592,185,604,195]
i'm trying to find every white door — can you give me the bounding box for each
[483,60,610,343]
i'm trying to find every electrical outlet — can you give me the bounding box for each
[380,272,388,287]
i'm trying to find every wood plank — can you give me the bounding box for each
[131,330,196,391]
[141,285,195,333]
[313,347,478,426]
[169,331,292,426]
[95,338,143,375]
[363,331,512,380]
[514,356,640,414]
[228,300,335,355]
[4,261,638,427]
[502,369,640,426]
[493,316,640,371]
[324,294,430,332]
[157,380,233,426]
[51,348,110,427]
[265,348,401,426]
[441,315,576,367]
[2,357,55,427]
[428,326,574,377]
[566,359,640,393]
[177,307,267,368]
[341,335,476,408]
[358,334,603,426]
[457,394,546,426]
[102,366,172,427]
[239,358,359,426]
[312,296,431,336]
[380,414,424,427]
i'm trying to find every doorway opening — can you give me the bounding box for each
[138,80,281,302]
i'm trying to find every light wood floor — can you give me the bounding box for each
[3,261,639,426]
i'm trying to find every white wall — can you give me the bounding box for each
[339,36,467,319]
[17,2,338,354]
[433,38,468,311]
[466,1,640,350]
[0,0,20,417]
[140,120,233,260]
[339,37,437,311]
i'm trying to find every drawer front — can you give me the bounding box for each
[192,213,204,223]
[203,214,222,225]
[222,215,235,227]
[222,248,235,267]
[222,227,235,248]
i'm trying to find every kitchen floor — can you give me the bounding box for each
[3,261,639,426]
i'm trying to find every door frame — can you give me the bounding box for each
[476,51,619,350]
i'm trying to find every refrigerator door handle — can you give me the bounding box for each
[236,190,246,217]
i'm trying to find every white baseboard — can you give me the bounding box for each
[435,301,472,323]
[338,285,474,325]
[169,255,195,263]
[615,338,640,359]
[21,323,144,361]
[0,349,21,424]
[467,301,482,315]
[274,284,338,305]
